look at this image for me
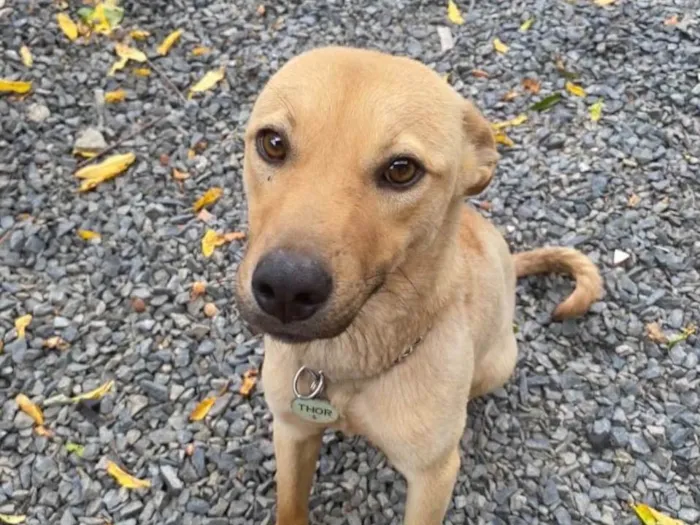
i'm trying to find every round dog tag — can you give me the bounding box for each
[291,398,338,424]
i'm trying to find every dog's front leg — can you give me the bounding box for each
[273,420,323,525]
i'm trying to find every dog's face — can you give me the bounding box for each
[235,47,498,343]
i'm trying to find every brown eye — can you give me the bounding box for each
[256,129,287,163]
[383,157,422,187]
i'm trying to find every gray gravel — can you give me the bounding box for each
[1,0,699,524]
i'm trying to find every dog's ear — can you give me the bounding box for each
[461,100,499,196]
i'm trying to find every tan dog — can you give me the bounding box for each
[235,46,602,525]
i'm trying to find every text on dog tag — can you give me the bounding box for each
[291,398,338,424]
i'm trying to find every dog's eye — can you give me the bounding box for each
[382,158,422,187]
[256,129,287,163]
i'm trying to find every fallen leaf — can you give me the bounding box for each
[157,29,183,57]
[130,29,151,40]
[193,187,223,212]
[502,89,519,101]
[43,336,70,351]
[108,56,128,76]
[529,93,562,112]
[594,0,615,5]
[201,229,226,258]
[0,79,32,94]
[565,81,586,97]
[589,99,604,122]
[627,193,641,207]
[555,57,579,80]
[185,443,195,456]
[632,502,686,525]
[494,131,514,147]
[131,297,146,313]
[20,46,33,68]
[172,168,189,180]
[35,425,53,437]
[222,231,246,242]
[493,38,509,54]
[446,0,464,25]
[57,13,79,41]
[115,42,147,63]
[646,322,668,344]
[197,208,214,223]
[519,17,534,31]
[667,324,696,349]
[256,4,266,15]
[15,394,44,425]
[190,396,216,421]
[132,68,151,77]
[0,515,26,524]
[77,229,101,241]
[663,14,679,26]
[521,78,541,94]
[15,314,32,339]
[203,302,218,317]
[187,148,197,159]
[191,46,211,56]
[471,69,489,78]
[491,114,528,130]
[71,379,115,403]
[73,149,98,159]
[104,89,126,103]
[65,442,85,457]
[189,67,225,97]
[106,461,151,489]
[240,368,259,397]
[74,153,136,192]
[191,281,207,298]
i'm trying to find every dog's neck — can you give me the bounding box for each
[284,205,466,383]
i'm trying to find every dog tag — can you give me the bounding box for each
[291,398,338,424]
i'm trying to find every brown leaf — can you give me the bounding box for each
[646,322,668,344]
[15,393,44,425]
[222,231,246,242]
[203,302,218,317]
[521,78,541,94]
[131,297,146,313]
[173,168,190,181]
[35,425,54,437]
[664,15,679,26]
[196,209,214,223]
[627,193,641,207]
[43,336,69,351]
[190,396,216,421]
[191,281,207,298]
[256,4,266,15]
[471,69,489,79]
[239,368,258,397]
[106,461,151,489]
[502,89,519,101]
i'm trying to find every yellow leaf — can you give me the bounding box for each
[157,29,182,56]
[15,393,44,425]
[73,148,98,159]
[491,114,528,131]
[132,68,151,77]
[632,503,686,525]
[189,67,225,97]
[493,38,509,54]
[104,89,126,103]
[446,0,464,25]
[77,229,101,241]
[519,18,534,31]
[201,229,226,258]
[43,336,70,351]
[115,42,147,63]
[193,187,223,212]
[190,396,216,421]
[108,56,128,77]
[0,79,32,94]
[15,314,32,339]
[0,514,26,524]
[594,0,615,5]
[191,46,211,56]
[187,148,197,159]
[74,153,136,192]
[494,131,514,147]
[20,46,33,68]
[589,99,604,122]
[71,379,115,403]
[565,81,586,97]
[130,29,151,40]
[57,13,79,41]
[106,461,151,489]
[239,368,259,397]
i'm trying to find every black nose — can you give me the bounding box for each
[251,249,333,324]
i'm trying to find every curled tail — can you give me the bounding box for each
[513,247,603,320]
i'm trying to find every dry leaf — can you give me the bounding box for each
[663,15,678,26]
[646,322,668,344]
[57,13,79,41]
[132,68,151,77]
[191,281,207,298]
[104,89,126,103]
[594,0,615,5]
[190,396,216,421]
[20,46,33,68]
[71,379,115,403]
[73,149,98,159]
[627,193,641,207]
[203,302,218,317]
[77,229,101,241]
[202,229,225,257]
[191,46,211,56]
[157,29,182,56]
[74,153,136,192]
[239,368,258,397]
[130,29,151,40]
[115,42,147,62]
[187,148,197,159]
[519,17,534,31]
[15,314,32,339]
[185,443,195,456]
[471,69,489,78]
[632,503,686,525]
[189,67,225,97]
[35,425,53,437]
[493,38,509,54]
[222,231,246,242]
[197,209,214,223]
[43,336,70,351]
[106,461,151,489]
[589,99,604,122]
[667,324,696,349]
[521,78,541,94]
[15,394,44,425]
[0,79,32,94]
[193,187,223,212]
[108,56,128,77]
[491,114,528,131]
[446,0,464,25]
[502,89,519,101]
[172,168,189,180]
[0,515,26,525]
[256,4,266,15]
[565,81,586,97]
[494,131,514,147]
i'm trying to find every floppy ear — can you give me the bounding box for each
[461,100,499,196]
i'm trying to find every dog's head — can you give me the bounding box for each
[235,47,498,343]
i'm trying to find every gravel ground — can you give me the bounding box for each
[1,0,699,524]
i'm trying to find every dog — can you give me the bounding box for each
[234,46,602,525]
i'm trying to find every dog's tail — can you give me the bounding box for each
[513,247,603,320]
